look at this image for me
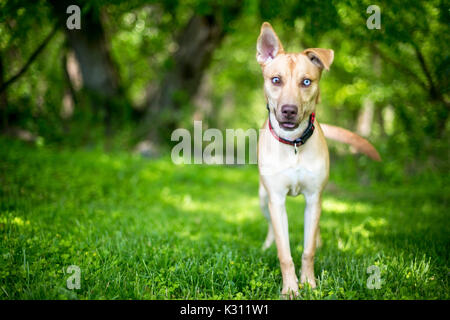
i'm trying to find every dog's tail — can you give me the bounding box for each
[320,123,381,161]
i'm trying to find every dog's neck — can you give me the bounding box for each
[268,108,314,142]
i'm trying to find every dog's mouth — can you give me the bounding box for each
[279,121,298,130]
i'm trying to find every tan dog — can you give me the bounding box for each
[256,22,380,297]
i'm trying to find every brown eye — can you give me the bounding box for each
[271,77,281,85]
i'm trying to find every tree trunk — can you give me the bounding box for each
[0,51,8,132]
[63,14,119,98]
[49,1,122,142]
[356,98,374,137]
[141,14,225,142]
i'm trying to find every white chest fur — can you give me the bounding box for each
[258,121,330,197]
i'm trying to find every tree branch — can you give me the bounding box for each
[374,43,449,110]
[0,25,58,94]
[412,43,439,99]
[370,44,427,89]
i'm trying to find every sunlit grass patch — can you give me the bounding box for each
[322,198,372,215]
[0,139,448,299]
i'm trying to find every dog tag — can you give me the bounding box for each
[294,143,298,154]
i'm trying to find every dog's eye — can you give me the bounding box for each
[271,77,281,85]
[302,79,312,87]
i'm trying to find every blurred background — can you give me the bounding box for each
[0,0,449,300]
[0,0,448,175]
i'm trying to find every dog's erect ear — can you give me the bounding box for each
[303,48,334,71]
[256,22,284,65]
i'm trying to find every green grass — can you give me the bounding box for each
[0,138,448,299]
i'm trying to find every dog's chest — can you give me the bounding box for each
[258,126,329,196]
[283,165,312,196]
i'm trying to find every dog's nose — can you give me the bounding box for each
[281,104,298,119]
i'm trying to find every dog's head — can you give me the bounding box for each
[256,22,334,131]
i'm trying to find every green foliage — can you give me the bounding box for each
[0,139,448,299]
[0,1,448,300]
[1,0,448,173]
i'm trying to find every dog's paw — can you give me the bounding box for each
[261,240,273,251]
[281,278,299,299]
[281,287,299,300]
[300,273,317,289]
[262,230,274,251]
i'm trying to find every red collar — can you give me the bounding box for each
[267,104,315,151]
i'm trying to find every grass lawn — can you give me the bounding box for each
[0,138,448,299]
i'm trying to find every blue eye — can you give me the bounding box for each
[271,77,281,85]
[302,79,311,87]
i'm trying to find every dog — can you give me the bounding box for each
[256,22,380,297]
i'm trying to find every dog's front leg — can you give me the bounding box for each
[300,191,322,288]
[268,194,298,297]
